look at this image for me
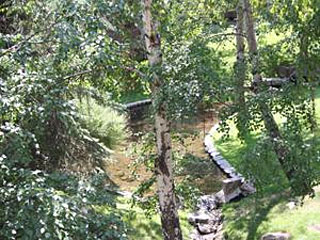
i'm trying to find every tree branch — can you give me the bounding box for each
[120,66,146,78]
[63,70,93,81]
[0,15,62,57]
[207,32,247,39]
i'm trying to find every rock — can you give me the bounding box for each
[190,229,202,240]
[188,209,222,226]
[221,177,242,203]
[197,224,216,235]
[213,225,225,240]
[190,229,216,240]
[286,201,296,210]
[214,190,226,204]
[188,209,222,225]
[308,224,320,232]
[210,152,219,158]
[261,232,291,240]
[204,136,214,150]
[276,65,295,78]
[240,181,256,196]
[200,232,216,240]
[197,220,219,234]
[197,194,219,211]
[188,210,213,225]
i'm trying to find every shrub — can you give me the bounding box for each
[77,97,129,149]
[0,77,111,172]
[0,155,128,240]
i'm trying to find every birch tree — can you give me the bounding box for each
[234,1,249,137]
[242,0,313,195]
[141,0,183,239]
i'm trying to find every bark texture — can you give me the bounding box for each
[235,2,248,137]
[141,1,183,239]
[243,0,313,195]
[242,0,294,183]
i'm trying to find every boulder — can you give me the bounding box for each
[286,201,296,210]
[197,194,219,211]
[188,210,214,225]
[190,230,216,240]
[261,232,291,240]
[217,177,242,203]
[200,232,216,240]
[240,181,256,196]
[276,65,295,78]
[197,219,220,234]
[190,229,201,240]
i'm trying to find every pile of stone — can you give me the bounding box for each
[188,177,255,240]
[188,123,256,240]
[261,232,291,240]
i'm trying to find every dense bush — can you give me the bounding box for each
[0,76,112,172]
[0,155,128,240]
[77,98,128,149]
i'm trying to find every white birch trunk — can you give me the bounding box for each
[235,2,248,136]
[141,1,183,239]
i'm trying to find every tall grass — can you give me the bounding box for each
[77,97,129,149]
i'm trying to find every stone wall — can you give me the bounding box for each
[188,123,255,240]
[125,99,151,121]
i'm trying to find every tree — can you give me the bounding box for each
[141,1,183,239]
[242,0,314,195]
[234,1,249,137]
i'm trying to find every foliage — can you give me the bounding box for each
[0,0,136,172]
[129,126,219,214]
[216,92,320,195]
[1,0,320,238]
[0,155,128,240]
[217,0,320,196]
[116,197,192,240]
[0,75,111,172]
[77,97,129,149]
[162,39,230,119]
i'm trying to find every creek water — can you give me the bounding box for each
[106,106,225,193]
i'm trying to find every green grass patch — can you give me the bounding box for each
[223,188,320,240]
[114,198,192,240]
[118,91,150,104]
[213,88,320,239]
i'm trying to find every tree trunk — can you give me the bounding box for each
[141,1,183,239]
[242,0,295,184]
[300,35,317,130]
[234,2,249,138]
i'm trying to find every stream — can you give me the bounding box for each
[106,101,255,240]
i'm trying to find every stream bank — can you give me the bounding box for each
[106,100,255,239]
[188,123,255,240]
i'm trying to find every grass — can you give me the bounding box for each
[257,188,320,240]
[115,198,192,240]
[118,90,150,104]
[207,26,290,73]
[223,187,320,240]
[211,88,320,239]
